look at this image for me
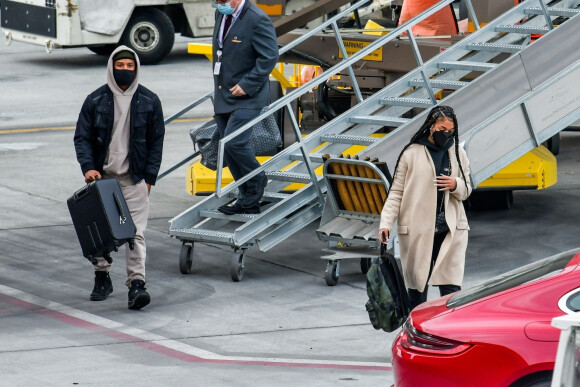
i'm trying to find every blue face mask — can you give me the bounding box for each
[217,2,235,15]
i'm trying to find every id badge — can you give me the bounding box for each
[214,62,222,75]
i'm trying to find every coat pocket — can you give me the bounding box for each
[397,225,408,235]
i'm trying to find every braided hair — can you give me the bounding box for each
[388,105,469,194]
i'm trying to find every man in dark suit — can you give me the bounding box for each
[212,0,279,215]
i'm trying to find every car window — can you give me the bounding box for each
[566,292,580,312]
[447,248,580,308]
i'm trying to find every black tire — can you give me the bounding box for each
[231,251,245,282]
[510,371,552,387]
[88,44,117,56]
[120,8,175,65]
[546,133,560,156]
[467,190,513,211]
[325,261,339,286]
[179,243,193,274]
[360,258,372,275]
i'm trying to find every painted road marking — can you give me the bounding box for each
[0,117,213,135]
[0,285,391,371]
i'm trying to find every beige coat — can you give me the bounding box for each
[380,143,472,290]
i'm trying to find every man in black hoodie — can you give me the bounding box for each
[74,46,165,310]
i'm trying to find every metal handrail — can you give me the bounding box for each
[157,91,213,181]
[215,0,472,198]
[163,90,213,126]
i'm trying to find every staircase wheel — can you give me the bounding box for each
[231,250,246,282]
[179,243,193,274]
[325,260,340,286]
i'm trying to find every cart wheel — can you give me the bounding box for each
[179,243,193,274]
[231,250,246,282]
[360,258,372,275]
[325,260,340,286]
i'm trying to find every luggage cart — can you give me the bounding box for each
[316,156,399,286]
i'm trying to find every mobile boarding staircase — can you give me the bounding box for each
[169,0,580,283]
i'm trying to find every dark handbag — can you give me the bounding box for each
[434,157,451,235]
[434,208,449,235]
[189,108,283,171]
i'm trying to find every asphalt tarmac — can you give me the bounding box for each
[1,37,579,386]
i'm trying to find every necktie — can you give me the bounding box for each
[223,15,232,37]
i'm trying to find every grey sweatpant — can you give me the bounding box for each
[94,175,149,288]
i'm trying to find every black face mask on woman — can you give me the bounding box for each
[113,69,135,87]
[432,130,454,148]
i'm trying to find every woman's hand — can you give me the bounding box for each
[435,174,457,191]
[378,228,389,244]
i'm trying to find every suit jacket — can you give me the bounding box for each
[212,1,279,114]
[380,143,472,290]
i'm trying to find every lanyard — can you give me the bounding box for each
[218,12,240,50]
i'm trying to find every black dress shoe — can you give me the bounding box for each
[217,204,260,215]
[217,203,242,215]
[241,206,260,214]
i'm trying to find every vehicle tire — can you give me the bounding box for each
[510,371,552,387]
[546,133,560,156]
[88,45,116,56]
[467,190,513,211]
[120,8,175,65]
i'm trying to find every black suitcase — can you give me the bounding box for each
[67,178,136,265]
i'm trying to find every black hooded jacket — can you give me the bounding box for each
[74,84,165,185]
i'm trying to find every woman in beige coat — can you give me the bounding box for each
[379,106,472,309]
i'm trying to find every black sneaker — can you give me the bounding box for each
[128,280,150,310]
[90,271,113,301]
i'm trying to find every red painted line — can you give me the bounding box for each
[0,293,392,371]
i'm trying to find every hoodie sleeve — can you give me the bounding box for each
[74,95,97,175]
[144,94,165,185]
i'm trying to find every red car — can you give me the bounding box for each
[392,248,580,387]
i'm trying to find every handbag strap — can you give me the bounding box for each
[437,156,452,213]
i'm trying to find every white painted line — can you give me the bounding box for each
[0,284,392,370]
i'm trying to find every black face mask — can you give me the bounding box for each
[113,69,135,87]
[432,130,454,148]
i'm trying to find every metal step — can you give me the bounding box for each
[227,190,292,202]
[437,61,498,72]
[466,42,523,53]
[378,97,433,108]
[320,133,380,145]
[495,25,551,35]
[256,202,323,252]
[408,79,468,90]
[266,171,317,184]
[169,227,235,244]
[199,209,260,222]
[169,0,580,256]
[288,152,327,163]
[347,115,410,127]
[524,7,580,17]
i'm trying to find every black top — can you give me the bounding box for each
[417,136,454,210]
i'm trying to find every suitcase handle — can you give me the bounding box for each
[73,184,90,200]
[113,192,128,224]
